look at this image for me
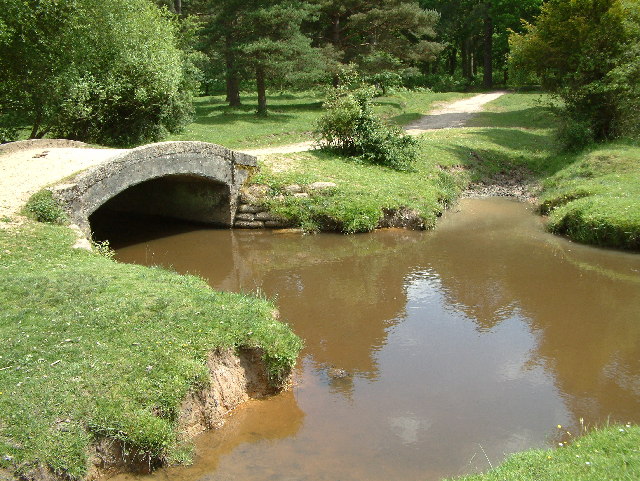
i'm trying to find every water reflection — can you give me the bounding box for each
[104,198,640,481]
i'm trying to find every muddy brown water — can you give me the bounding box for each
[101,198,640,481]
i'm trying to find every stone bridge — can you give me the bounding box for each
[50,141,257,236]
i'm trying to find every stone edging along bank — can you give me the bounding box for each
[233,182,428,231]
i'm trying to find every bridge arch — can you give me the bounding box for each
[51,141,256,236]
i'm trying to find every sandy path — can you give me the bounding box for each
[0,92,505,219]
[240,91,506,156]
[0,141,126,218]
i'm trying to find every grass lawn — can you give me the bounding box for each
[166,90,472,149]
[448,425,640,481]
[0,221,301,479]
[539,142,640,249]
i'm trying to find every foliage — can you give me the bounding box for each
[0,221,301,478]
[313,0,443,78]
[509,0,640,143]
[0,0,196,146]
[23,190,68,225]
[204,0,324,112]
[315,70,418,171]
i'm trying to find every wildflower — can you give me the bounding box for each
[557,424,562,429]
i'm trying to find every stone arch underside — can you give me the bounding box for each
[51,141,257,236]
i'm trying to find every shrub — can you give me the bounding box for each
[555,116,594,152]
[315,72,418,171]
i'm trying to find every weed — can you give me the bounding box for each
[23,190,68,224]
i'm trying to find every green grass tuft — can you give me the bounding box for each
[540,142,640,249]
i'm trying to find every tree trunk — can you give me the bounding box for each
[462,38,472,79]
[225,35,242,107]
[448,47,457,75]
[483,4,493,89]
[256,66,267,116]
[331,14,342,87]
[174,0,181,15]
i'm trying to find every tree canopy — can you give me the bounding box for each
[509,0,640,142]
[0,0,196,146]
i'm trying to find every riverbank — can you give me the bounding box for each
[0,221,302,480]
[447,424,640,481]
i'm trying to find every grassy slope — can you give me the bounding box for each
[166,90,471,149]
[0,222,301,479]
[539,142,640,249]
[448,425,640,481]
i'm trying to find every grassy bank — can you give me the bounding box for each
[448,425,640,481]
[539,142,640,249]
[0,221,302,479]
[166,90,471,149]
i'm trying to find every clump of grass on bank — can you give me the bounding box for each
[166,90,471,150]
[448,425,640,481]
[539,142,640,250]
[0,222,302,479]
[252,145,463,233]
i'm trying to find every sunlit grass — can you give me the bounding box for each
[448,425,640,481]
[166,90,472,149]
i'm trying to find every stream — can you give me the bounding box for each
[102,198,640,481]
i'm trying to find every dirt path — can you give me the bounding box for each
[0,92,506,219]
[240,91,506,156]
[0,140,126,219]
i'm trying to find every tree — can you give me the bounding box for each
[0,0,197,146]
[311,0,443,79]
[420,0,542,88]
[510,0,638,141]
[206,0,323,113]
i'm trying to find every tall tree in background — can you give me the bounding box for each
[206,0,322,113]
[310,0,443,79]
[510,0,639,141]
[420,0,542,87]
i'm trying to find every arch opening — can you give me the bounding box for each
[89,174,232,243]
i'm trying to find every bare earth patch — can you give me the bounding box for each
[0,140,126,220]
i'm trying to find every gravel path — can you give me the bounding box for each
[0,92,506,219]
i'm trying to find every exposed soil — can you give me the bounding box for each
[0,140,125,220]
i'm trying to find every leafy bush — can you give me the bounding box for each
[315,71,418,171]
[0,0,196,147]
[555,116,594,152]
[24,190,68,224]
[509,0,639,142]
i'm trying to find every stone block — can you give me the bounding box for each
[238,204,262,214]
[235,220,265,229]
[235,213,256,221]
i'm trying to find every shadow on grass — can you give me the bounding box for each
[435,128,579,179]
[389,113,422,125]
[468,106,556,129]
[189,101,322,126]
